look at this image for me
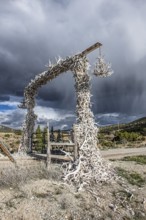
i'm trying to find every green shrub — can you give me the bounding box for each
[98,133,105,140]
[115,131,141,142]
[121,155,146,164]
[100,140,114,148]
[15,140,20,145]
[14,130,22,135]
[116,167,145,187]
[4,134,10,138]
[142,128,146,135]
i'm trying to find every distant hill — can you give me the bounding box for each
[0,125,21,134]
[0,125,14,133]
[1,116,146,135]
[99,117,146,134]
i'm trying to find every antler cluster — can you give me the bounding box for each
[63,56,115,192]
[94,55,114,77]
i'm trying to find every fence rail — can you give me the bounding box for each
[32,142,76,162]
[31,129,77,161]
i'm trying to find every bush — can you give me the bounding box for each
[121,155,146,165]
[14,130,22,135]
[116,167,145,187]
[98,133,105,140]
[142,127,146,133]
[4,133,10,138]
[115,131,141,142]
[15,140,20,145]
[100,140,114,149]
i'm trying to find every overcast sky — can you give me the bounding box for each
[0,0,146,129]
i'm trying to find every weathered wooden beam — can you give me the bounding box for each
[34,153,73,161]
[50,142,75,146]
[80,42,102,56]
[46,123,51,168]
[0,140,16,164]
[73,125,78,161]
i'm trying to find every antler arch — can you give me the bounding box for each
[19,42,102,153]
[19,42,115,192]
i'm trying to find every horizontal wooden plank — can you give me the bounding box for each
[33,153,73,161]
[51,154,73,161]
[50,142,75,146]
[81,42,102,56]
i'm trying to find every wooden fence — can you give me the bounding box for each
[31,130,77,162]
[33,142,77,163]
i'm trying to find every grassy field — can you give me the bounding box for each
[121,155,146,164]
[98,117,146,149]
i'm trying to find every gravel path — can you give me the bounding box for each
[101,147,146,159]
[0,147,146,166]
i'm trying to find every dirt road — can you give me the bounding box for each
[101,146,146,159]
[0,147,146,165]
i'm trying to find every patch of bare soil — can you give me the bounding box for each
[0,159,146,220]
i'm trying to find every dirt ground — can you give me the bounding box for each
[0,158,146,220]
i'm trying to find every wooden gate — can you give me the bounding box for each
[31,129,77,161]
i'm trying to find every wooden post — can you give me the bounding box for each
[73,125,78,161]
[0,140,16,164]
[30,133,33,153]
[74,144,78,161]
[46,122,51,168]
[81,42,102,56]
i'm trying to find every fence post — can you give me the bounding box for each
[30,133,33,153]
[46,122,51,168]
[73,125,78,161]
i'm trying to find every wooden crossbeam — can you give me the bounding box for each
[19,41,102,111]
[32,142,76,162]
[50,142,75,146]
[80,42,102,56]
[34,153,73,161]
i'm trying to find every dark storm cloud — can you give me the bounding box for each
[0,0,146,117]
[37,73,76,110]
[37,115,76,130]
[0,108,25,128]
[92,57,146,114]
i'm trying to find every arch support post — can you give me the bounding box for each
[64,56,112,191]
[19,101,36,154]
[73,56,98,159]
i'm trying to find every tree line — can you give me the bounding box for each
[33,125,62,152]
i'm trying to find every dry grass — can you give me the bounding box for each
[121,155,146,164]
[0,132,21,152]
[116,167,146,187]
[0,160,146,220]
[0,161,62,188]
